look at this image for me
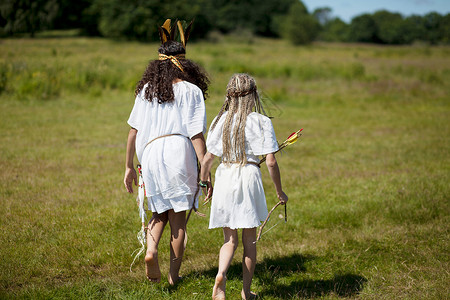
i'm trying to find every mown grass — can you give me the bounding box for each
[0,36,449,299]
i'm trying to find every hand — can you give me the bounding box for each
[124,167,138,193]
[277,191,288,204]
[202,181,213,204]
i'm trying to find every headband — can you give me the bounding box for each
[159,53,185,72]
[227,86,257,98]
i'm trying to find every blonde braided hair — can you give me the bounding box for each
[210,73,266,165]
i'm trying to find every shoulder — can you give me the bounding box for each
[211,111,228,128]
[247,112,273,125]
[174,81,202,96]
[246,112,276,138]
[135,84,148,104]
[136,82,151,102]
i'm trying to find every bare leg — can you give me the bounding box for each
[167,209,186,285]
[212,227,239,300]
[145,211,168,282]
[241,228,257,299]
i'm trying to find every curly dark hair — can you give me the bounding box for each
[135,41,210,103]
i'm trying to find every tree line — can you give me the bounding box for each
[1,0,448,45]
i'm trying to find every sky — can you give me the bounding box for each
[301,0,450,23]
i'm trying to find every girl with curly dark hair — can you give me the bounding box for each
[124,26,211,285]
[135,40,209,103]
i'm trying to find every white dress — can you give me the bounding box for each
[127,81,206,213]
[206,112,279,229]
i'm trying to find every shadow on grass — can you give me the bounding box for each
[183,253,366,298]
[260,273,367,298]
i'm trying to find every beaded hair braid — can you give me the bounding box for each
[210,73,266,165]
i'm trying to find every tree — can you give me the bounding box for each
[90,0,209,41]
[349,14,379,43]
[90,0,156,40]
[372,10,405,44]
[250,0,296,36]
[0,0,59,37]
[89,0,221,41]
[279,1,320,45]
[313,7,332,26]
[318,17,350,42]
[423,12,443,44]
[402,15,427,43]
[88,0,296,41]
[438,13,450,44]
[52,0,92,29]
[211,0,295,37]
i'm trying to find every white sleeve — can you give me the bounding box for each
[206,116,223,157]
[246,114,279,155]
[127,94,147,131]
[185,87,206,138]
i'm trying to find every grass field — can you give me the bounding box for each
[0,36,449,299]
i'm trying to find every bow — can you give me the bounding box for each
[255,200,287,243]
[255,128,303,242]
[130,165,147,271]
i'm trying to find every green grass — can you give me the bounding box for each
[0,36,449,299]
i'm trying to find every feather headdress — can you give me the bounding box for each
[158,19,194,48]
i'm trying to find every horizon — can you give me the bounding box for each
[302,0,450,23]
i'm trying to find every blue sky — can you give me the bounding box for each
[301,0,450,23]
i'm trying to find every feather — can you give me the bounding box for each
[130,165,147,272]
[162,19,171,33]
[138,182,146,224]
[285,128,303,145]
[161,27,171,43]
[177,20,186,48]
[158,27,167,44]
[130,226,146,272]
[184,19,194,47]
[287,131,296,140]
[170,19,178,40]
[159,19,171,44]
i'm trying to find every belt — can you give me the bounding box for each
[144,133,184,149]
[224,161,261,168]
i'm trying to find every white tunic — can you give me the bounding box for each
[127,81,206,213]
[206,112,279,229]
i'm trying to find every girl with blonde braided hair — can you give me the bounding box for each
[200,74,288,299]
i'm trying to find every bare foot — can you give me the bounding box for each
[241,290,257,299]
[144,251,161,282]
[168,274,182,286]
[212,274,226,299]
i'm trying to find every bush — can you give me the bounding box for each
[279,1,320,45]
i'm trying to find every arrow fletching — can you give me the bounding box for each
[285,128,303,145]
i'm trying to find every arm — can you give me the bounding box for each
[265,153,288,204]
[200,152,215,201]
[191,132,207,162]
[124,128,138,193]
[200,152,215,182]
[191,133,213,199]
